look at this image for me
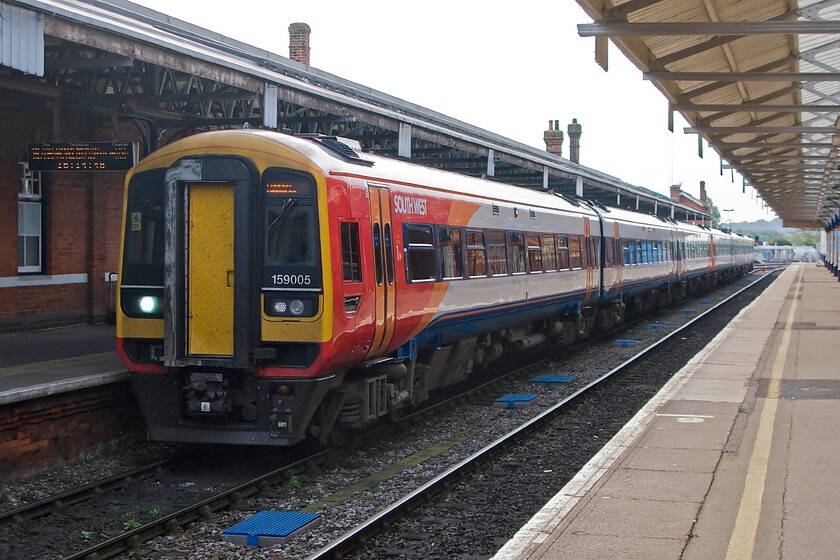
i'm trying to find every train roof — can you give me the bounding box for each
[351,149,600,219]
[134,130,757,245]
[144,130,602,220]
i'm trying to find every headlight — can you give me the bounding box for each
[264,294,318,317]
[120,287,164,318]
[139,296,158,314]
[289,299,305,316]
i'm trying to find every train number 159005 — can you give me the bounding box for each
[271,274,311,286]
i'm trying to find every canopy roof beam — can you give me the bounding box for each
[578,21,840,37]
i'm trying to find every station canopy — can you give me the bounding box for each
[575,0,840,229]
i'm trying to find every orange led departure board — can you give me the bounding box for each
[28,142,137,171]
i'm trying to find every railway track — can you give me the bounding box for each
[0,459,171,529]
[2,271,774,560]
[307,270,777,559]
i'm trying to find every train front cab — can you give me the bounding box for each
[117,134,354,446]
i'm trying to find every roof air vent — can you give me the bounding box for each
[304,135,374,167]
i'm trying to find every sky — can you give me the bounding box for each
[133,0,776,223]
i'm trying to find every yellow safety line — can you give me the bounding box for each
[725,265,803,560]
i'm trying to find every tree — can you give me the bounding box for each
[767,237,792,246]
[789,230,819,247]
[706,195,722,228]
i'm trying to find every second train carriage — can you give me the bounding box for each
[117,131,754,446]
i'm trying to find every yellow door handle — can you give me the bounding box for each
[227,270,234,287]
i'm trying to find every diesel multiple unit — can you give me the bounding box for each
[116,131,754,445]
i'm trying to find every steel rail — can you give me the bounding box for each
[58,270,773,560]
[304,270,776,560]
[59,443,346,560]
[0,458,171,529]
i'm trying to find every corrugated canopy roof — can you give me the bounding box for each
[575,0,840,229]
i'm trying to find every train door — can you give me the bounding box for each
[365,184,397,358]
[583,218,593,304]
[710,235,717,273]
[187,183,235,356]
[163,156,256,370]
[613,221,622,296]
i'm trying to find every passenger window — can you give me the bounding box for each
[466,230,487,277]
[406,224,435,281]
[373,222,383,286]
[622,240,630,266]
[510,232,527,274]
[581,237,589,269]
[384,223,395,285]
[542,234,556,271]
[604,238,614,268]
[340,222,361,282]
[488,230,508,275]
[569,236,582,269]
[527,234,542,272]
[557,235,570,270]
[587,237,598,269]
[439,226,463,280]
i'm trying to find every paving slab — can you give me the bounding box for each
[493,265,840,560]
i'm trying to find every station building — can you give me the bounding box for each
[0,0,713,332]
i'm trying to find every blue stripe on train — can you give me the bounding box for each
[413,291,587,348]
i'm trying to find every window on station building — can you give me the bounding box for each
[18,162,43,274]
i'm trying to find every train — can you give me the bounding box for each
[116,130,755,446]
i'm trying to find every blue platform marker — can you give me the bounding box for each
[222,511,322,547]
[530,374,576,386]
[681,309,697,314]
[701,297,713,303]
[615,339,639,347]
[648,323,668,329]
[494,394,541,409]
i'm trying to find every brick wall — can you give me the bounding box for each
[0,99,139,330]
[0,382,145,480]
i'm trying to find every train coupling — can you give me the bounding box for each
[184,372,230,416]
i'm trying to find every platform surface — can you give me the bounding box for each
[493,263,840,560]
[0,324,125,405]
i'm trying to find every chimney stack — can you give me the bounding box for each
[567,119,582,164]
[544,119,564,156]
[699,180,707,204]
[289,22,311,65]
[670,185,681,201]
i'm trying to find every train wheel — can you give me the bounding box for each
[309,392,347,447]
